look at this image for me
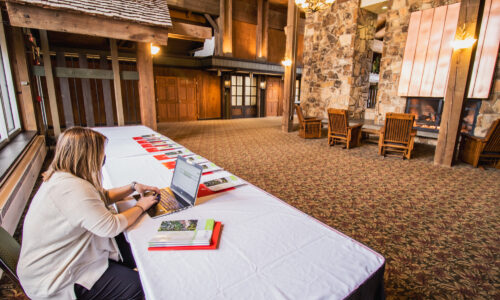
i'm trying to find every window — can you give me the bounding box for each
[295,79,301,104]
[231,75,257,107]
[0,25,21,144]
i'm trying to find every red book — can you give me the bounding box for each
[132,137,144,140]
[148,222,222,251]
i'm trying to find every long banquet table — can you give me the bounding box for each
[95,125,386,300]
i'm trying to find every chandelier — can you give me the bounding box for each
[295,0,335,12]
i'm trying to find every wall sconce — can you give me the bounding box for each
[281,59,292,67]
[451,37,477,50]
[260,81,266,89]
[224,80,231,88]
[150,43,160,55]
[451,25,477,50]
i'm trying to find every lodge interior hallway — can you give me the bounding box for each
[158,117,500,299]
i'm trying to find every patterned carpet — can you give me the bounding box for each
[1,117,499,299]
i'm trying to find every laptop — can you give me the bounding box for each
[144,155,204,218]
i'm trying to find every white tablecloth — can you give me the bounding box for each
[98,126,385,300]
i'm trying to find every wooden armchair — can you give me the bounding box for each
[379,113,416,159]
[327,108,363,149]
[460,118,500,167]
[295,104,322,139]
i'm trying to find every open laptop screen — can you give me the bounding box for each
[170,156,203,205]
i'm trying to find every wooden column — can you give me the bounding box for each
[220,0,233,56]
[11,27,37,131]
[282,0,299,132]
[434,0,482,167]
[110,39,125,126]
[56,52,74,127]
[256,0,269,60]
[78,53,94,126]
[39,30,61,136]
[136,42,157,130]
[100,55,115,126]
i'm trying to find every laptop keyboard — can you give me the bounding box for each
[159,189,182,211]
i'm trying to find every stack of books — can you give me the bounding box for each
[148,219,222,251]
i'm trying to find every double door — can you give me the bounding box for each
[156,76,197,122]
[231,75,257,118]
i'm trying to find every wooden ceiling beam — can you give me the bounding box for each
[167,0,220,16]
[168,21,212,42]
[6,2,169,45]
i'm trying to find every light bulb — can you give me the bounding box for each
[150,43,160,55]
[451,37,476,50]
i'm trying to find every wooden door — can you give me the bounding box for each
[156,76,178,122]
[230,75,258,118]
[266,77,282,116]
[156,76,197,122]
[178,77,197,121]
[199,73,221,119]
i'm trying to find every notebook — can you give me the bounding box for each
[145,155,204,218]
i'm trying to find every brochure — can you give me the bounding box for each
[148,219,215,247]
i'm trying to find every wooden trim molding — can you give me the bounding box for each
[0,135,46,234]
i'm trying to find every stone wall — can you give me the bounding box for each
[375,0,460,124]
[300,0,376,118]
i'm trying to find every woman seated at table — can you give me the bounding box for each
[17,127,160,300]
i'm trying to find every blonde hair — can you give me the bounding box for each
[44,127,107,198]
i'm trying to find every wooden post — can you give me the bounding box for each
[56,52,74,127]
[39,30,61,137]
[434,0,482,167]
[100,55,115,126]
[256,0,269,60]
[78,53,94,127]
[11,27,37,131]
[136,42,157,130]
[110,39,125,126]
[221,0,232,56]
[282,0,299,132]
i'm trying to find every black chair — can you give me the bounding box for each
[0,226,22,289]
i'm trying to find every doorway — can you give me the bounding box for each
[265,77,283,116]
[156,76,197,122]
[230,75,257,118]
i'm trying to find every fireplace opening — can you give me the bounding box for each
[405,98,482,134]
[405,98,443,132]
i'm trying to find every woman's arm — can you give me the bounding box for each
[107,182,161,203]
[120,195,159,226]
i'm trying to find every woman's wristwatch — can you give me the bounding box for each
[131,181,137,192]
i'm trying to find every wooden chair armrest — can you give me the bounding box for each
[461,133,484,142]
[379,126,385,133]
[348,124,363,129]
[304,118,322,123]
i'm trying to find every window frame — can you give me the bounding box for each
[0,14,22,146]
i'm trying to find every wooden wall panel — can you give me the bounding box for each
[232,20,257,60]
[468,0,500,98]
[268,28,286,64]
[432,3,460,97]
[154,67,222,121]
[408,9,434,96]
[398,11,422,96]
[233,0,257,24]
[420,5,447,96]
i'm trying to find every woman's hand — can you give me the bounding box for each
[136,195,159,211]
[134,183,161,196]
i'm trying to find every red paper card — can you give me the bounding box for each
[148,222,222,251]
[197,184,235,198]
